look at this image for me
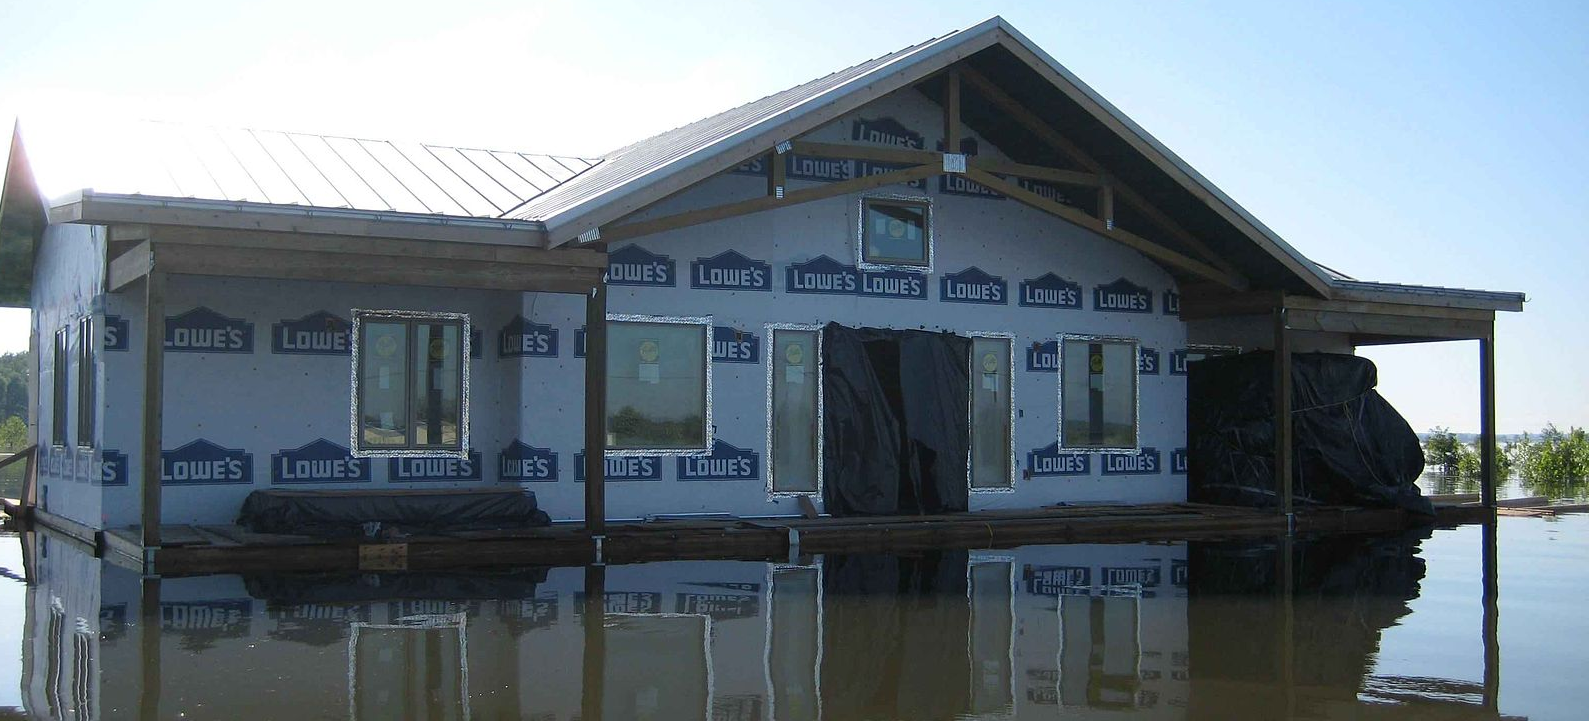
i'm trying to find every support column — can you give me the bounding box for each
[141,270,166,550]
[1480,329,1497,510]
[139,576,162,720]
[1273,306,1293,520]
[580,563,607,721]
[583,268,608,538]
[1481,519,1500,712]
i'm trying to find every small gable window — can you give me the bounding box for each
[859,197,931,268]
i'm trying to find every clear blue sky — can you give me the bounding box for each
[0,0,1585,433]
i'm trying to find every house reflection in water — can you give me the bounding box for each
[18,526,1498,720]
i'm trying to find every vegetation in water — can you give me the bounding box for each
[0,351,27,451]
[1424,425,1589,499]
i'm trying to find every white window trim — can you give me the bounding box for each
[604,313,714,457]
[855,194,934,273]
[966,553,1018,712]
[348,309,472,459]
[763,558,825,721]
[764,322,824,499]
[967,331,1016,493]
[1056,333,1141,453]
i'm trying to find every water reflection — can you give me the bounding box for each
[18,526,1512,720]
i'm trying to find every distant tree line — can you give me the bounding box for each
[1425,425,1589,498]
[0,351,26,451]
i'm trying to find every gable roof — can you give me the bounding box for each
[14,119,599,220]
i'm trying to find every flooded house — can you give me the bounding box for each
[0,17,1523,558]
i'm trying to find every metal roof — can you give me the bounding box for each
[20,119,600,219]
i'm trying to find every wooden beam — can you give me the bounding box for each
[766,151,785,198]
[1181,289,1498,323]
[1274,306,1293,518]
[944,68,962,153]
[790,140,1101,187]
[107,240,154,292]
[141,269,166,549]
[150,225,607,269]
[583,274,608,536]
[1099,180,1115,228]
[1479,328,1497,510]
[1284,309,1493,340]
[959,67,1253,283]
[157,242,602,295]
[963,168,1247,290]
[601,163,941,243]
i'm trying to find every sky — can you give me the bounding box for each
[0,0,1585,433]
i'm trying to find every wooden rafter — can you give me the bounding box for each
[963,168,1246,289]
[600,163,941,243]
[943,68,961,151]
[959,67,1247,281]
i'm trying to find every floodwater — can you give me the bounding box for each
[0,514,1583,720]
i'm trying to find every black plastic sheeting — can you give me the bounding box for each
[236,488,551,536]
[822,323,970,516]
[1187,351,1431,515]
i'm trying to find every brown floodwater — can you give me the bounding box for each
[0,511,1584,720]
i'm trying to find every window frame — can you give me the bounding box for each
[51,326,68,448]
[1056,333,1141,453]
[764,322,824,499]
[348,309,471,458]
[603,313,713,455]
[856,195,933,272]
[75,315,95,449]
[967,331,1016,493]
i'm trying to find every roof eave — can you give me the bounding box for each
[1329,279,1526,313]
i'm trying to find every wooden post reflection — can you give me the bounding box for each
[139,576,161,721]
[581,563,607,721]
[1482,520,1500,712]
[1277,534,1296,718]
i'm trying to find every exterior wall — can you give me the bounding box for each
[29,223,107,529]
[85,85,1215,526]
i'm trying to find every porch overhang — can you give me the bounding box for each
[1180,281,1524,346]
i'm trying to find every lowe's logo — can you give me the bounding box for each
[499,316,559,358]
[162,600,252,631]
[676,440,759,481]
[1026,442,1091,477]
[271,439,370,484]
[96,449,128,486]
[161,439,252,485]
[940,267,1008,305]
[499,441,558,482]
[852,117,924,149]
[691,250,771,291]
[1025,340,1059,373]
[1016,177,1075,206]
[1102,566,1161,588]
[1025,565,1091,596]
[1138,347,1160,375]
[1018,273,1082,309]
[937,138,1003,199]
[608,244,676,287]
[859,269,926,300]
[271,311,350,355]
[1092,278,1152,314]
[675,592,760,619]
[857,160,928,189]
[1171,448,1189,475]
[388,452,483,482]
[574,452,662,482]
[1163,290,1181,315]
[165,307,254,353]
[786,255,859,295]
[1102,447,1161,475]
[104,315,129,351]
[712,326,760,364]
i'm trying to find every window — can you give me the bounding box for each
[1060,337,1138,449]
[351,311,469,455]
[51,327,67,447]
[76,316,95,448]
[606,317,709,451]
[769,328,820,493]
[858,197,931,267]
[970,336,1013,490]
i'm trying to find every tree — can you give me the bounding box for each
[1424,428,1466,476]
[0,416,23,451]
[1517,425,1589,499]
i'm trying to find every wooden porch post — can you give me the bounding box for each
[1273,306,1293,520]
[580,562,607,721]
[139,576,163,719]
[583,268,608,538]
[1479,328,1497,510]
[140,270,166,550]
[1481,518,1500,712]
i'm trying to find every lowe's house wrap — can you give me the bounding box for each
[3,16,1522,537]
